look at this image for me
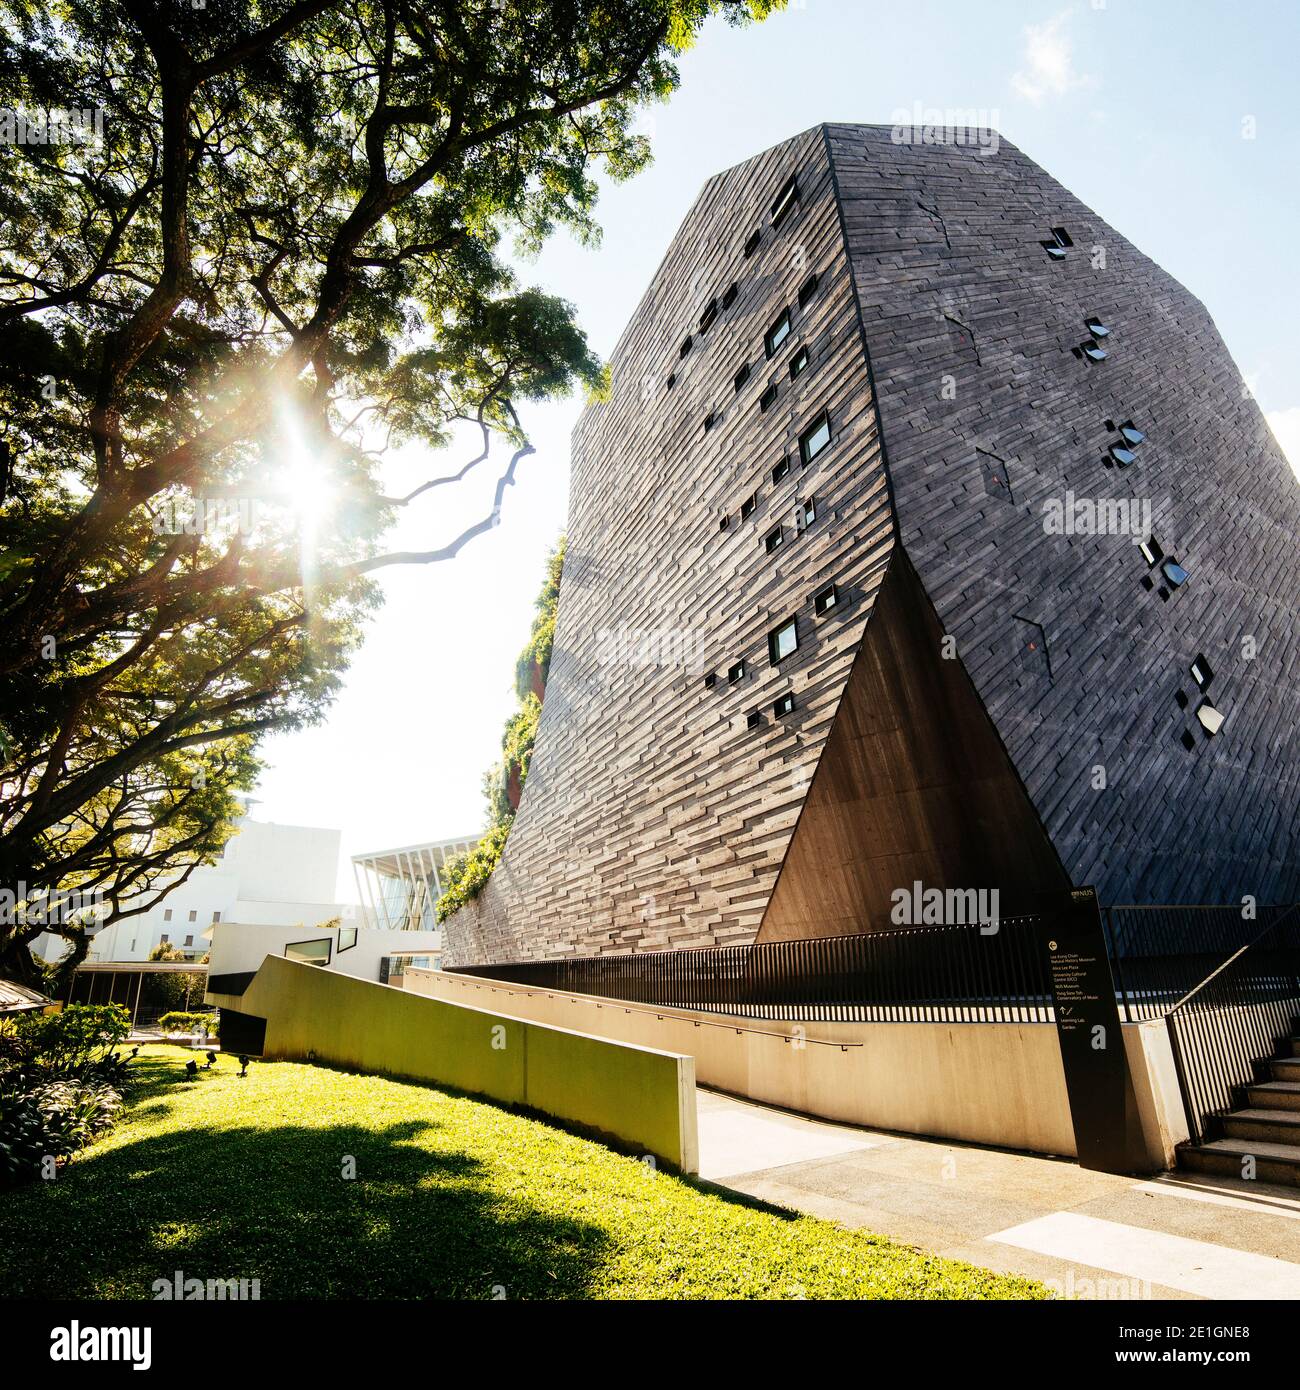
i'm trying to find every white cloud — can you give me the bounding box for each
[1266,407,1300,482]
[1011,11,1097,105]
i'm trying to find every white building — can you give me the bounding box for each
[76,816,350,963]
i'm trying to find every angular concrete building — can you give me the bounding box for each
[444,123,1300,969]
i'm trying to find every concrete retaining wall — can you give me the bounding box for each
[409,969,1188,1168]
[215,955,699,1172]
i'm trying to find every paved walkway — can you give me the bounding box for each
[696,1088,1300,1299]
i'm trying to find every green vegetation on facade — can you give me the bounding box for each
[437,539,565,922]
[0,1047,1047,1300]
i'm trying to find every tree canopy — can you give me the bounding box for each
[0,0,779,979]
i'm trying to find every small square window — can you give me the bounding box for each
[768,617,798,664]
[765,525,784,555]
[212,911,221,923]
[798,272,819,307]
[160,933,169,944]
[770,174,799,227]
[680,335,693,358]
[703,412,716,434]
[699,300,718,333]
[789,347,809,379]
[1191,654,1213,690]
[746,709,763,730]
[703,672,717,689]
[773,692,795,718]
[184,934,193,947]
[814,582,838,615]
[728,659,746,684]
[188,909,197,922]
[743,229,761,258]
[799,412,831,464]
[798,497,816,529]
[740,492,757,521]
[1138,535,1164,567]
[759,382,778,412]
[734,363,750,393]
[772,456,790,485]
[164,909,173,922]
[765,310,791,358]
[719,514,730,531]
[722,283,738,309]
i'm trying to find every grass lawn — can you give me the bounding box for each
[0,1046,1048,1300]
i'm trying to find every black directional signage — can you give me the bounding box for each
[1044,887,1135,1173]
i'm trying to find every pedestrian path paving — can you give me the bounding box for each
[698,1088,1300,1299]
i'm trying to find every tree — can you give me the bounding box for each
[0,0,779,981]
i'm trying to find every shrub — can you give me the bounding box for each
[157,1011,218,1036]
[0,1004,138,1189]
[0,1077,124,1187]
[9,1003,130,1078]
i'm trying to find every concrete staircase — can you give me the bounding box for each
[1178,1023,1300,1186]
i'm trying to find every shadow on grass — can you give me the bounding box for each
[0,1055,614,1300]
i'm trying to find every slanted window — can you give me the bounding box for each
[773,692,795,718]
[770,174,799,227]
[1085,316,1110,338]
[734,363,751,393]
[1191,654,1213,690]
[719,514,730,531]
[765,525,784,555]
[797,497,816,530]
[746,709,762,730]
[759,382,778,412]
[768,617,798,664]
[740,492,757,521]
[699,300,718,333]
[789,346,810,379]
[1196,701,1224,736]
[772,456,790,485]
[285,937,332,968]
[1120,422,1145,445]
[338,925,358,952]
[728,659,746,684]
[722,283,739,309]
[814,582,838,615]
[666,372,676,391]
[703,672,717,689]
[1138,535,1164,567]
[703,412,716,434]
[1041,226,1073,260]
[798,273,819,308]
[680,335,693,358]
[743,229,761,258]
[1082,342,1108,362]
[1110,443,1138,467]
[1162,558,1189,588]
[799,411,831,464]
[765,309,791,358]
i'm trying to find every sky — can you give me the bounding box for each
[243,0,1300,902]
